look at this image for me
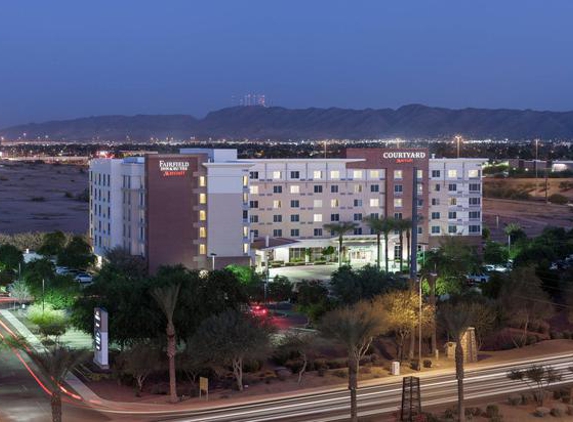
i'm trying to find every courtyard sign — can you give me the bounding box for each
[382,151,426,164]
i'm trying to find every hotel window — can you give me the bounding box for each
[394,170,403,179]
[353,227,363,235]
[431,226,440,234]
[273,185,283,194]
[435,184,440,192]
[394,184,403,193]
[353,170,363,179]
[370,184,379,192]
[330,170,340,179]
[417,170,423,179]
[469,225,481,233]
[250,186,259,195]
[331,185,339,193]
[354,184,363,193]
[243,193,248,203]
[199,227,206,238]
[199,193,207,205]
[291,229,300,237]
[417,184,423,194]
[291,214,300,222]
[199,176,206,187]
[290,185,300,194]
[272,171,282,180]
[249,171,259,179]
[431,170,441,178]
[313,214,323,222]
[242,175,248,186]
[448,169,458,178]
[394,212,402,219]
[273,200,282,209]
[469,197,481,205]
[448,225,457,234]
[313,199,323,208]
[313,170,323,179]
[242,210,248,220]
[468,169,480,178]
[314,228,323,236]
[273,229,282,237]
[243,226,249,238]
[448,183,457,191]
[449,197,457,206]
[432,198,440,206]
[243,243,249,254]
[431,212,440,219]
[331,199,339,207]
[290,200,300,208]
[469,183,481,192]
[469,211,481,219]
[448,211,457,219]
[290,171,300,179]
[330,213,340,221]
[353,213,362,221]
[199,244,206,255]
[273,215,282,223]
[252,229,259,238]
[417,227,423,235]
[199,210,206,221]
[370,170,380,178]
[250,215,259,223]
[314,185,323,193]
[369,198,379,207]
[394,198,403,208]
[370,213,379,219]
[353,199,363,207]
[249,200,258,208]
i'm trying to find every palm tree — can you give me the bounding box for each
[1,337,88,422]
[364,216,395,273]
[394,218,412,272]
[151,283,181,404]
[441,303,474,422]
[319,301,386,422]
[323,222,358,267]
[504,222,522,253]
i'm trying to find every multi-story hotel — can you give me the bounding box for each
[89,148,484,273]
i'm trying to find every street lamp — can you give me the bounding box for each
[534,139,539,193]
[210,253,217,271]
[42,278,45,315]
[455,135,462,158]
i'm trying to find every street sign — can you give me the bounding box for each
[94,307,109,369]
[199,377,209,400]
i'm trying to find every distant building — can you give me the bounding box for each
[552,161,573,173]
[508,159,548,172]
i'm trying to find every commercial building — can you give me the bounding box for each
[89,148,484,273]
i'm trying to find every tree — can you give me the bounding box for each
[226,264,265,302]
[0,243,23,272]
[483,241,509,266]
[10,278,31,308]
[508,365,562,405]
[104,247,147,279]
[319,301,386,422]
[295,280,331,325]
[267,275,293,303]
[504,222,525,253]
[116,342,162,396]
[276,331,318,383]
[440,303,474,422]
[38,231,67,257]
[150,282,181,403]
[364,216,395,273]
[323,222,358,267]
[331,265,403,305]
[190,309,273,391]
[394,218,412,272]
[57,235,95,270]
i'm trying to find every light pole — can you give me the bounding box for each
[210,253,217,271]
[535,139,539,193]
[42,278,45,315]
[455,135,462,158]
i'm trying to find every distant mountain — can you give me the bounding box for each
[3,105,573,141]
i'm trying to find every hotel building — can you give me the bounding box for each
[89,148,484,273]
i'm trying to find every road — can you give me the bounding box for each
[107,353,573,422]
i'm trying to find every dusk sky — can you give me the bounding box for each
[2,0,573,127]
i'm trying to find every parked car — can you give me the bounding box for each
[466,273,490,284]
[74,273,93,284]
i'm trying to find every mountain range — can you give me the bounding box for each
[3,104,573,141]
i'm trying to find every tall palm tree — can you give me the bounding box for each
[323,222,358,267]
[364,216,395,273]
[441,303,474,422]
[1,338,88,422]
[504,222,522,253]
[394,218,412,272]
[151,283,181,404]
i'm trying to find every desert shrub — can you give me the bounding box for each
[526,334,538,345]
[326,359,346,369]
[508,394,522,405]
[410,361,420,371]
[314,358,327,371]
[443,407,456,419]
[150,383,169,395]
[243,359,262,373]
[550,407,564,417]
[562,330,572,339]
[486,404,499,418]
[423,359,432,368]
[550,331,564,339]
[333,369,347,378]
[359,366,371,374]
[285,359,304,374]
[548,193,568,205]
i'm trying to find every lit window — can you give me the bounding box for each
[243,226,248,237]
[450,197,457,206]
[199,193,206,204]
[199,244,206,254]
[394,170,403,179]
[331,199,339,207]
[353,170,363,179]
[313,170,323,179]
[468,169,479,178]
[330,170,340,179]
[370,170,380,178]
[243,193,248,203]
[250,186,259,195]
[242,175,248,186]
[199,176,206,187]
[199,210,206,221]
[290,185,300,194]
[273,200,282,209]
[314,214,323,222]
[370,198,379,207]
[243,243,249,254]
[394,198,403,208]
[417,170,423,179]
[448,169,458,178]
[199,227,207,238]
[313,199,323,208]
[354,184,363,193]
[272,171,282,179]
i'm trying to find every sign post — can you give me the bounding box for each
[94,307,109,369]
[199,377,209,400]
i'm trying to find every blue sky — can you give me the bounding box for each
[1,0,573,127]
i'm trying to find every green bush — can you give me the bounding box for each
[486,404,499,418]
[548,193,568,205]
[27,303,67,327]
[423,359,432,368]
[550,331,564,339]
[332,369,347,378]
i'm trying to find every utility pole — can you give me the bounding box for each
[534,139,539,194]
[410,167,422,371]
